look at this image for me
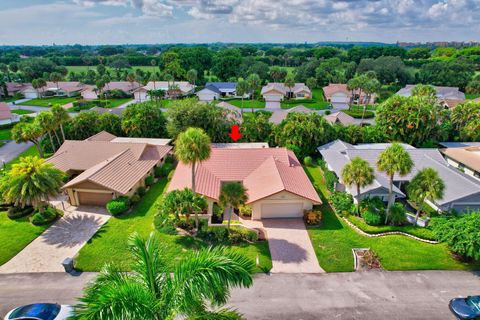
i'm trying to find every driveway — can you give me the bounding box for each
[0,204,110,273]
[262,219,324,273]
[0,141,33,163]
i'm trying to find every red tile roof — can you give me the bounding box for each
[0,103,12,120]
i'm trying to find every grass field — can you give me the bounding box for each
[19,97,77,107]
[67,65,159,74]
[0,97,18,103]
[304,164,479,272]
[227,98,265,109]
[466,93,480,100]
[11,109,35,115]
[0,128,11,140]
[75,177,272,273]
[280,88,330,110]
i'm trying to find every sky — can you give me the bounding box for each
[0,0,479,45]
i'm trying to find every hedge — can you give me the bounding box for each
[31,207,61,226]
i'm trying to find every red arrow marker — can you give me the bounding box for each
[229,124,243,142]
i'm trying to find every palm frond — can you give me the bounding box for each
[186,308,245,320]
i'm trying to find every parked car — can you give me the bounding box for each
[449,296,480,319]
[4,303,73,320]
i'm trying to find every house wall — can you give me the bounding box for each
[81,90,98,100]
[22,88,38,99]
[445,156,480,180]
[197,90,219,102]
[134,91,148,102]
[250,191,314,220]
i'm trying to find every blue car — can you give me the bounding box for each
[4,303,73,320]
[450,296,480,319]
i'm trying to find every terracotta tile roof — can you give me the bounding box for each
[6,82,31,93]
[269,105,316,124]
[323,84,349,98]
[441,146,480,172]
[85,131,116,141]
[168,147,321,204]
[261,83,311,96]
[43,82,85,92]
[0,102,12,120]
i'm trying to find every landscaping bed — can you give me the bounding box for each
[343,109,375,119]
[68,98,132,112]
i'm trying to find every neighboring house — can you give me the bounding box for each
[4,82,37,99]
[133,81,194,101]
[0,102,16,125]
[46,131,172,206]
[323,83,376,110]
[168,145,321,219]
[439,142,480,180]
[81,106,123,116]
[261,83,311,108]
[396,85,466,108]
[216,101,242,122]
[324,111,375,126]
[318,140,480,213]
[40,82,86,97]
[81,81,141,100]
[196,82,238,102]
[269,105,316,124]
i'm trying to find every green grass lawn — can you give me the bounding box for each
[304,164,480,272]
[0,213,52,266]
[68,98,133,112]
[0,128,12,140]
[226,98,265,109]
[0,97,18,103]
[466,93,480,100]
[281,88,330,110]
[11,109,35,115]
[75,178,272,273]
[19,97,77,107]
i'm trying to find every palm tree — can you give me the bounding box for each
[376,143,414,224]
[341,157,375,215]
[49,72,62,94]
[35,111,57,152]
[284,74,295,100]
[236,78,249,117]
[361,78,380,122]
[50,105,69,142]
[72,232,254,320]
[247,73,261,113]
[175,128,211,229]
[0,156,65,211]
[126,72,136,91]
[11,122,45,157]
[219,182,248,230]
[186,69,198,91]
[407,168,445,225]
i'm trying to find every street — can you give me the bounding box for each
[1,271,478,319]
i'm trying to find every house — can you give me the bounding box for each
[41,82,86,97]
[216,101,242,122]
[268,105,316,124]
[323,84,376,110]
[196,82,238,102]
[4,82,37,99]
[81,81,141,100]
[318,140,480,213]
[261,83,311,108]
[324,111,375,126]
[0,102,15,125]
[168,145,321,219]
[46,131,172,206]
[133,81,194,101]
[439,142,480,180]
[396,85,465,108]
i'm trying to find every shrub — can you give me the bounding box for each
[106,197,130,216]
[31,207,60,226]
[161,163,174,177]
[362,210,382,226]
[324,110,331,115]
[198,226,228,243]
[145,175,155,187]
[198,226,257,244]
[164,155,174,164]
[167,170,175,181]
[154,211,177,235]
[324,170,338,193]
[7,206,34,219]
[130,194,141,205]
[230,226,258,242]
[174,219,194,231]
[343,109,375,119]
[304,156,313,167]
[304,209,322,225]
[137,186,146,197]
[388,202,407,226]
[154,166,162,178]
[330,191,353,215]
[239,205,252,217]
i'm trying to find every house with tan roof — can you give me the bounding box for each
[440,142,480,181]
[168,145,321,219]
[40,82,86,98]
[261,83,311,108]
[0,102,16,125]
[2,82,38,99]
[134,81,194,101]
[268,105,316,124]
[323,83,376,110]
[81,81,141,100]
[46,131,172,206]
[396,85,465,109]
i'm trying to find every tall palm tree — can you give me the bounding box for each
[50,105,69,142]
[341,157,375,215]
[247,73,261,113]
[376,143,414,224]
[186,69,198,91]
[236,78,249,117]
[407,168,444,225]
[219,182,248,230]
[175,128,211,229]
[284,74,295,100]
[35,111,57,152]
[0,156,65,211]
[11,122,45,157]
[49,72,62,94]
[126,72,136,91]
[72,232,254,320]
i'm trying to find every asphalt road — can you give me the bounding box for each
[0,271,478,319]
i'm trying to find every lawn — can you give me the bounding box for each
[226,98,266,109]
[75,177,272,273]
[67,98,133,112]
[280,88,330,110]
[304,164,480,272]
[466,93,480,100]
[0,128,12,140]
[11,109,35,115]
[18,97,77,107]
[0,97,18,103]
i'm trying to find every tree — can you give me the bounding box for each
[49,72,62,91]
[50,105,69,141]
[357,56,409,85]
[407,47,431,60]
[98,113,123,136]
[32,78,46,99]
[72,232,254,319]
[376,143,413,224]
[460,118,480,141]
[407,168,445,225]
[236,78,249,116]
[341,157,375,215]
[175,128,211,229]
[121,102,166,138]
[65,111,99,140]
[35,111,57,152]
[242,112,273,144]
[126,72,136,90]
[269,66,287,83]
[247,73,261,113]
[306,77,317,90]
[419,59,474,90]
[211,49,242,81]
[284,74,295,100]
[0,156,65,211]
[219,182,248,230]
[186,69,198,89]
[11,121,44,157]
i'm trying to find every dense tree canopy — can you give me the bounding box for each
[121,101,166,138]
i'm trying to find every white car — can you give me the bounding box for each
[4,303,73,320]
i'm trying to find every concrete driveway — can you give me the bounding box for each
[263,219,324,273]
[0,205,110,273]
[0,141,33,163]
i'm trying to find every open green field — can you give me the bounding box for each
[75,177,272,273]
[304,164,479,272]
[281,88,330,110]
[66,65,159,74]
[0,128,12,140]
[19,97,77,107]
[11,109,35,115]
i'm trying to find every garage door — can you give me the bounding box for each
[78,192,113,206]
[23,91,38,99]
[261,203,304,219]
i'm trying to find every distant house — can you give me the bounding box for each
[81,81,141,100]
[396,85,465,108]
[133,81,194,101]
[323,83,376,110]
[439,142,480,181]
[81,106,123,117]
[324,111,375,126]
[4,82,37,99]
[0,102,15,125]
[41,82,86,98]
[268,105,316,124]
[261,83,311,108]
[318,140,480,213]
[196,82,238,102]
[216,101,242,122]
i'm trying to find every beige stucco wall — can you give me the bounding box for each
[250,191,314,220]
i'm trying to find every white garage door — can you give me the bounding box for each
[23,90,38,99]
[261,203,304,219]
